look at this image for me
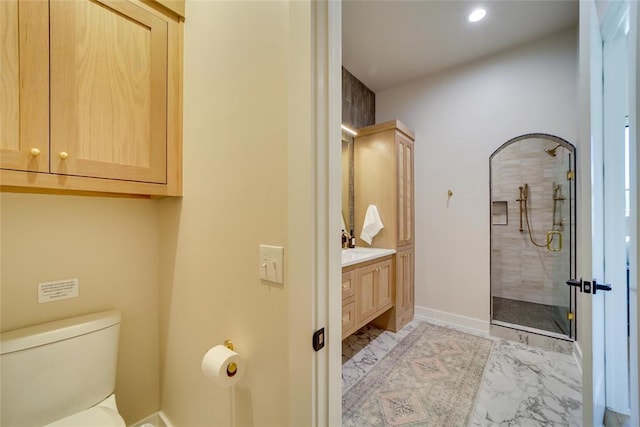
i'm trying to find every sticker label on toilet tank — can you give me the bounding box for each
[38,279,79,303]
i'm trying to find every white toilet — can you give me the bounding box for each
[0,311,126,427]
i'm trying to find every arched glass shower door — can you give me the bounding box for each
[490,133,576,340]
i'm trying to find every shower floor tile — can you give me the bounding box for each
[492,297,566,335]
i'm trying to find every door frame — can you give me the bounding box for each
[578,0,640,425]
[301,1,342,426]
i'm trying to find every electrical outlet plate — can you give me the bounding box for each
[259,245,284,284]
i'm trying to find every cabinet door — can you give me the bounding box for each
[396,133,414,247]
[0,0,49,172]
[396,248,414,316]
[356,264,377,322]
[49,0,168,183]
[375,259,393,311]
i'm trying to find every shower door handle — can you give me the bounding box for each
[593,279,612,294]
[566,278,583,292]
[566,278,612,294]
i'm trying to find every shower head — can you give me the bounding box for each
[544,144,562,157]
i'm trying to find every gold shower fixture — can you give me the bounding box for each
[544,144,563,157]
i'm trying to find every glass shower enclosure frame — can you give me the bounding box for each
[489,133,577,340]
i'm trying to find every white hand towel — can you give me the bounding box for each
[360,205,384,245]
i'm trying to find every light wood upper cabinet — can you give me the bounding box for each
[1,0,49,173]
[1,0,183,197]
[49,0,167,183]
[354,120,415,248]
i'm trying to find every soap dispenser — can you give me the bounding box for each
[349,229,356,248]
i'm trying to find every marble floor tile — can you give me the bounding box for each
[469,339,581,426]
[341,320,419,393]
[343,319,582,426]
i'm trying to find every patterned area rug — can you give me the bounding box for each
[343,322,493,427]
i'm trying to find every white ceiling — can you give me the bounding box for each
[343,0,579,92]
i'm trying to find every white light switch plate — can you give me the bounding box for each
[259,245,284,284]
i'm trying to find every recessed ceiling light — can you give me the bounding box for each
[467,8,487,23]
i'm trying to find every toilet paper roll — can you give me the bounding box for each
[202,345,245,387]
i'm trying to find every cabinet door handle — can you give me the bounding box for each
[342,283,348,290]
[30,148,41,157]
[59,151,69,160]
[342,316,348,324]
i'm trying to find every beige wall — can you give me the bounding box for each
[376,28,578,325]
[158,1,307,425]
[0,192,160,424]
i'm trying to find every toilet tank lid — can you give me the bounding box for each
[0,310,121,355]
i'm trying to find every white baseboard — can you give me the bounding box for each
[573,341,583,376]
[414,306,490,335]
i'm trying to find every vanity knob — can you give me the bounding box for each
[59,151,68,160]
[342,284,347,290]
[30,148,41,157]
[342,317,348,324]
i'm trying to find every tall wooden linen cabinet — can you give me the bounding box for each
[354,120,415,332]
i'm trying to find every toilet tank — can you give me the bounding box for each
[0,311,121,427]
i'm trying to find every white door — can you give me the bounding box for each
[584,0,638,425]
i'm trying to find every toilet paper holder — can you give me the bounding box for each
[223,340,238,376]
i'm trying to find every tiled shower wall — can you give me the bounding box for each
[491,139,573,307]
[342,67,375,129]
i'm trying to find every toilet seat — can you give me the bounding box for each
[44,395,125,427]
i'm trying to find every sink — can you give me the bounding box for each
[341,247,396,267]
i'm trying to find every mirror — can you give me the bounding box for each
[490,133,576,339]
[342,130,354,234]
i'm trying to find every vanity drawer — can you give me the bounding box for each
[342,270,355,299]
[342,299,356,338]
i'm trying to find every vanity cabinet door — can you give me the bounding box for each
[0,0,49,172]
[375,259,393,311]
[396,132,414,247]
[49,0,168,183]
[355,258,393,324]
[395,247,415,322]
[356,264,378,322]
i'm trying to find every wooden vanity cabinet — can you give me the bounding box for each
[342,256,394,339]
[373,247,414,332]
[355,257,393,323]
[1,0,183,197]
